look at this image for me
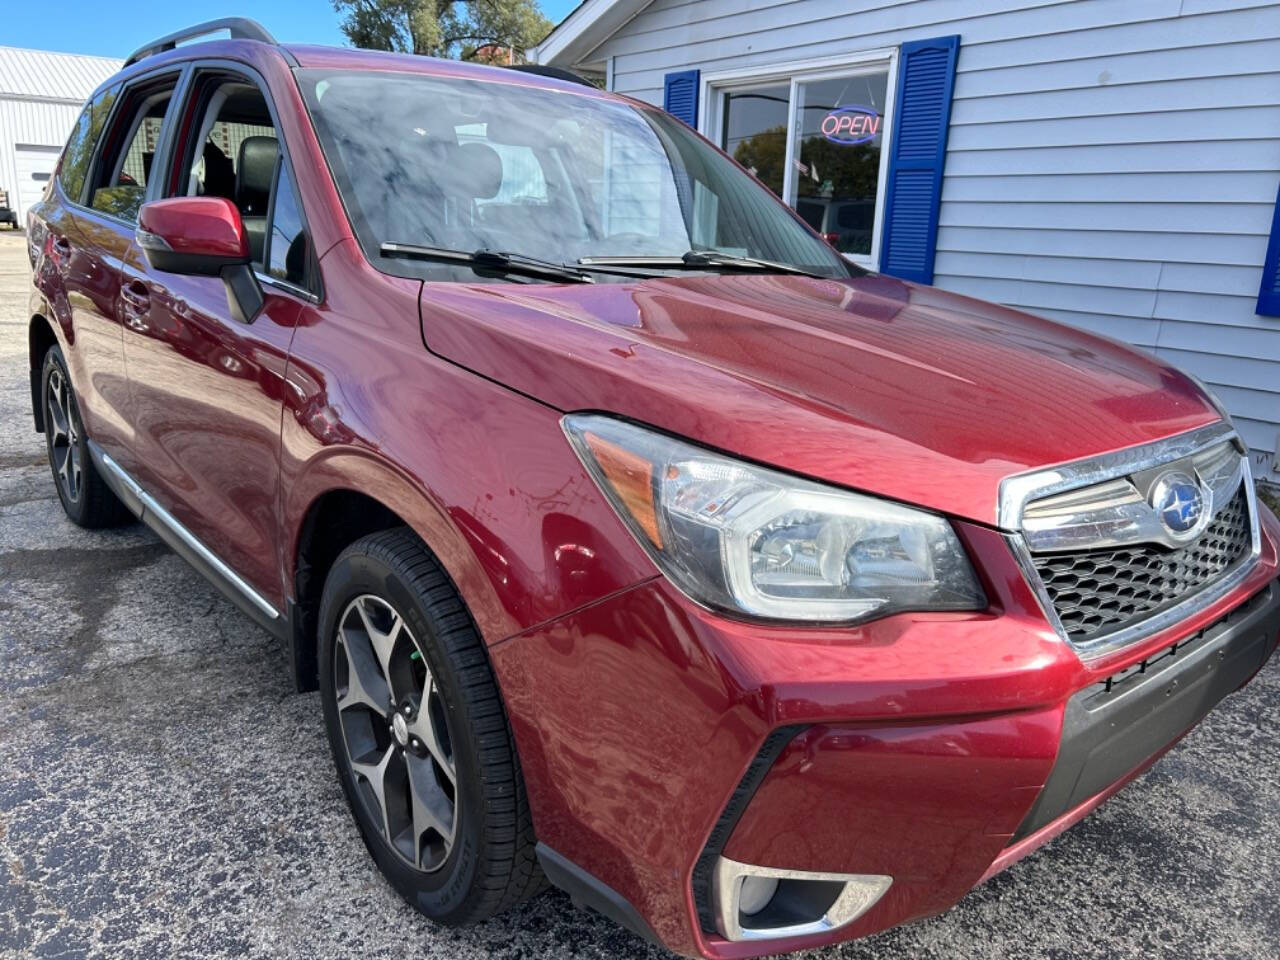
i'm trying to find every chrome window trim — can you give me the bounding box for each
[998,421,1262,662]
[256,271,320,303]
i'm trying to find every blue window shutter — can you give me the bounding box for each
[1256,180,1280,316]
[664,70,700,128]
[879,35,960,284]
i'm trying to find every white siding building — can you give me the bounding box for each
[0,47,122,225]
[532,0,1280,485]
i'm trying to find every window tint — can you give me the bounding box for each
[91,84,175,223]
[58,84,118,204]
[266,164,309,289]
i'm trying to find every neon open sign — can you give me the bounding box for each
[821,106,881,145]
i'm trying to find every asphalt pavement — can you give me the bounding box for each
[1,231,1277,959]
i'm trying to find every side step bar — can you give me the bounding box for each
[88,440,284,638]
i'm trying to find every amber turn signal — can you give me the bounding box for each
[582,431,664,548]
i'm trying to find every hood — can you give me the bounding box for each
[418,271,1219,526]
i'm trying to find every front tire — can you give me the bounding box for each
[318,529,544,923]
[41,345,131,528]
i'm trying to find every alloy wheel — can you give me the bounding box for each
[334,594,458,872]
[46,367,82,504]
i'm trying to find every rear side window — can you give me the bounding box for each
[58,83,120,204]
[89,75,178,223]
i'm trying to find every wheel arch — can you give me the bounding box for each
[285,451,503,693]
[28,312,59,433]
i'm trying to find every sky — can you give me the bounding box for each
[2,0,581,60]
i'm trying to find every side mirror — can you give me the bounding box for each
[136,197,264,324]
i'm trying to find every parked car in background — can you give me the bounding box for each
[25,19,1280,960]
[795,197,874,255]
[0,188,18,228]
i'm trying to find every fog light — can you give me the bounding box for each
[737,875,778,916]
[711,856,892,942]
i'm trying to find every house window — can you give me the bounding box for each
[704,54,895,266]
[719,83,789,199]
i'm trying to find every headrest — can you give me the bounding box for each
[236,136,279,214]
[454,142,503,201]
[201,142,235,200]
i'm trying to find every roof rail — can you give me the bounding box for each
[125,17,278,66]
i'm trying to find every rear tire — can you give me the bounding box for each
[41,345,132,529]
[318,528,545,923]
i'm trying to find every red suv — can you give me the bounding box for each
[26,19,1280,958]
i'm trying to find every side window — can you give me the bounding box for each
[177,73,313,291]
[266,164,310,288]
[58,83,119,204]
[89,79,177,223]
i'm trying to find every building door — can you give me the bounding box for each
[14,144,60,222]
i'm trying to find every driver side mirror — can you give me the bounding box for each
[136,197,264,325]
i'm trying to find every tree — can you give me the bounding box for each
[333,0,553,62]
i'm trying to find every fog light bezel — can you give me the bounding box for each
[711,856,892,942]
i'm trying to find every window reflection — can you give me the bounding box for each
[720,83,790,199]
[716,69,890,259]
[790,73,888,256]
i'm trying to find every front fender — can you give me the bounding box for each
[279,363,657,649]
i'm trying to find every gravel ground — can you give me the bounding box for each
[1,230,1278,960]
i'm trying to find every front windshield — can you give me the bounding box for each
[297,68,853,281]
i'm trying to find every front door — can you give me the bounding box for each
[119,66,317,612]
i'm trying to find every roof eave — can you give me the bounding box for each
[531,0,649,67]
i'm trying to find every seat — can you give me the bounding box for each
[236,136,278,263]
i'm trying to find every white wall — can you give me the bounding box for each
[588,0,1280,481]
[0,47,122,224]
[0,97,84,222]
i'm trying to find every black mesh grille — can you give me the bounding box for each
[1032,486,1252,644]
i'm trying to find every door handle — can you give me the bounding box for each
[120,279,151,329]
[50,234,72,271]
[121,280,151,308]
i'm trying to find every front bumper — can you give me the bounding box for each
[491,513,1280,959]
[1014,582,1279,842]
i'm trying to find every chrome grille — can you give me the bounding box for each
[1031,486,1253,644]
[1001,423,1263,659]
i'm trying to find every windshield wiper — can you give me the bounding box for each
[381,242,594,284]
[579,250,829,279]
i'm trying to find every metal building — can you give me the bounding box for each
[0,46,122,226]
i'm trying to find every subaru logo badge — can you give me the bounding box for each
[1150,471,1204,537]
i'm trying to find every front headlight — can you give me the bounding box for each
[564,415,985,623]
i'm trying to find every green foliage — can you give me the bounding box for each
[733,124,882,202]
[732,124,787,196]
[793,137,881,202]
[333,0,553,61]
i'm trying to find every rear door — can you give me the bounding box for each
[31,76,164,469]
[120,63,319,612]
